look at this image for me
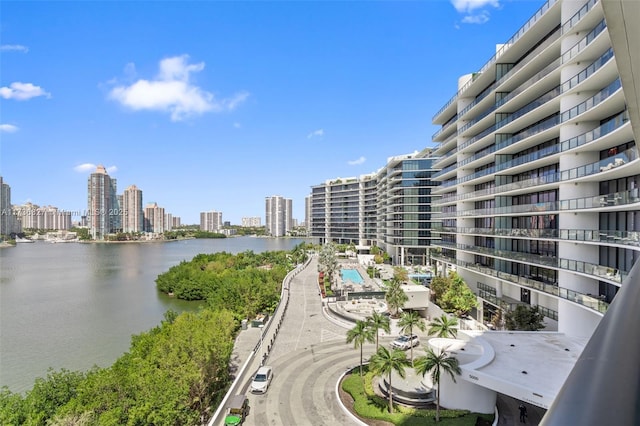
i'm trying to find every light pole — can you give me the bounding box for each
[258,324,264,366]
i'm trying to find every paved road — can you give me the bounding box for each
[228,257,546,425]
[240,257,368,426]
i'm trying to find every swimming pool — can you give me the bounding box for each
[341,269,364,284]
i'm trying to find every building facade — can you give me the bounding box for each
[265,196,292,237]
[144,202,165,233]
[87,165,119,239]
[13,203,72,231]
[309,149,440,264]
[0,176,15,236]
[430,0,639,338]
[200,210,222,232]
[122,185,144,233]
[241,217,262,227]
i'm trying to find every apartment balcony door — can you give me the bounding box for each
[521,288,531,304]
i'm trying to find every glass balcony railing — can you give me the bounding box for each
[433,111,630,202]
[559,229,640,246]
[561,78,622,123]
[559,258,626,284]
[434,184,640,218]
[561,0,598,35]
[561,48,614,94]
[562,18,606,64]
[433,113,459,140]
[431,253,608,314]
[495,58,561,111]
[496,144,558,172]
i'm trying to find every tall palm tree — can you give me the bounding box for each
[369,346,410,414]
[428,314,458,339]
[414,347,461,422]
[367,311,391,351]
[346,320,375,378]
[398,311,426,365]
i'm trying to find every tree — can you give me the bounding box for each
[428,314,458,339]
[415,347,461,422]
[368,347,410,414]
[398,311,426,365]
[392,266,409,284]
[440,273,477,317]
[505,305,545,331]
[367,312,391,351]
[385,281,408,318]
[318,243,339,284]
[429,276,451,305]
[346,320,375,378]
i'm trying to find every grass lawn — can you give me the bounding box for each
[341,366,494,426]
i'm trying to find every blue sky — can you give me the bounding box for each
[1,0,543,225]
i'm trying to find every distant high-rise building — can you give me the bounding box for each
[164,213,173,231]
[87,165,118,240]
[305,195,312,233]
[172,216,181,229]
[0,176,14,236]
[241,217,262,227]
[265,195,292,237]
[144,202,165,233]
[122,185,144,233]
[200,210,222,232]
[14,204,72,231]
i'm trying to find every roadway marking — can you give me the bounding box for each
[321,328,345,343]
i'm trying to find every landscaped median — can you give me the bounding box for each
[339,365,493,425]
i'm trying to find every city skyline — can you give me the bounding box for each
[0,0,544,224]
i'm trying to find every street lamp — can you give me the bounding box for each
[258,324,264,366]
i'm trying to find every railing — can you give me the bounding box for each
[431,254,609,314]
[561,0,598,34]
[562,19,606,64]
[206,256,313,426]
[561,48,614,93]
[560,78,621,123]
[432,0,558,121]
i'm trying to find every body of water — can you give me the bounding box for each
[0,237,310,393]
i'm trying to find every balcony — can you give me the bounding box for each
[431,254,608,314]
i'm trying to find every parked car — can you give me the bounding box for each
[250,366,273,394]
[391,334,420,350]
[224,394,249,425]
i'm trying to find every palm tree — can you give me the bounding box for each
[369,346,410,414]
[385,280,408,317]
[367,311,391,351]
[398,311,426,365]
[346,320,375,378]
[415,347,461,422]
[428,314,458,339]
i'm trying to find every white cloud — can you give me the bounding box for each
[108,55,249,121]
[451,0,499,13]
[307,129,324,139]
[233,122,241,129]
[0,124,19,133]
[0,44,29,53]
[451,0,499,25]
[462,11,490,24]
[0,82,51,100]
[347,156,366,166]
[73,163,117,173]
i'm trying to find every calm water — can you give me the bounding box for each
[0,237,310,393]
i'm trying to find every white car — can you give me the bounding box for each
[391,334,420,350]
[250,366,273,394]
